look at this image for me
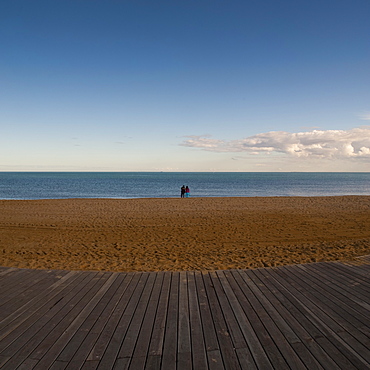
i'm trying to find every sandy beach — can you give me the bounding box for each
[0,196,369,271]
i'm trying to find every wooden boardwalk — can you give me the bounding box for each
[0,257,369,369]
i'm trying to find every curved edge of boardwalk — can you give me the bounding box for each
[0,256,369,370]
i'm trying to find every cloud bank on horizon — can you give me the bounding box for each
[181,126,370,161]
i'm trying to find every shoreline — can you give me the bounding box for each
[1,196,370,272]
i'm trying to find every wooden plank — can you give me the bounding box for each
[0,267,17,277]
[82,272,139,368]
[273,266,370,369]
[237,270,307,370]
[129,272,165,370]
[315,262,370,295]
[251,268,337,369]
[0,269,61,312]
[202,271,241,370]
[259,267,357,370]
[0,272,85,369]
[177,271,192,370]
[0,271,78,335]
[0,272,94,358]
[81,360,99,369]
[0,268,58,298]
[27,272,114,369]
[187,271,208,370]
[231,270,289,368]
[0,262,369,369]
[64,272,131,369]
[49,272,122,367]
[266,266,369,369]
[15,357,39,369]
[0,271,101,370]
[214,271,258,370]
[297,264,370,319]
[0,272,81,353]
[193,272,224,370]
[193,272,219,350]
[97,272,149,370]
[210,272,248,350]
[115,272,157,365]
[221,270,273,369]
[305,263,370,305]
[285,265,370,340]
[160,272,179,370]
[146,271,171,366]
[329,263,370,289]
[0,268,34,292]
[112,357,130,369]
[211,271,256,370]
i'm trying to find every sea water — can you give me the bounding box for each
[0,172,369,200]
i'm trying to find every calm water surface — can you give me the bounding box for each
[0,172,369,200]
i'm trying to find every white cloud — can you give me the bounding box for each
[181,127,370,160]
[359,112,370,120]
[180,135,226,149]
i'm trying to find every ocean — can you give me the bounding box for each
[0,172,369,200]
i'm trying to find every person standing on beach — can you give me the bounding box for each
[181,185,186,198]
[185,186,190,198]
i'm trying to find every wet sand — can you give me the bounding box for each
[0,196,369,271]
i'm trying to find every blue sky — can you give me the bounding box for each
[1,0,370,171]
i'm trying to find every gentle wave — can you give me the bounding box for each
[0,172,369,200]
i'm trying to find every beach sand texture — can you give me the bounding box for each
[1,196,370,272]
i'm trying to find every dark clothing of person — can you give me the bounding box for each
[181,185,186,198]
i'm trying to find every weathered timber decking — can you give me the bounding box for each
[0,256,369,369]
